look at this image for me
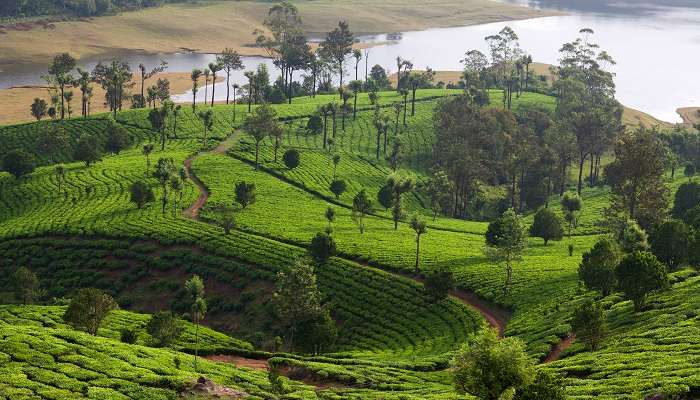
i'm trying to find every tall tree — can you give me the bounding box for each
[484,27,521,110]
[46,52,76,120]
[190,68,202,111]
[319,21,354,93]
[604,126,669,229]
[353,49,362,81]
[197,109,214,147]
[30,98,47,121]
[410,214,427,274]
[92,59,132,117]
[352,189,373,233]
[12,267,40,305]
[616,251,668,311]
[243,103,278,169]
[137,60,167,108]
[208,62,222,107]
[485,208,526,293]
[184,275,207,371]
[63,288,117,335]
[153,157,176,215]
[216,48,244,104]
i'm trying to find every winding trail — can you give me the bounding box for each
[183,135,512,345]
[544,334,576,363]
[183,134,238,219]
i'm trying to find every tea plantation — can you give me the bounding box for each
[0,89,698,399]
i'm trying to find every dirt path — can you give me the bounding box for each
[183,133,238,219]
[204,354,269,370]
[543,334,576,363]
[451,289,511,337]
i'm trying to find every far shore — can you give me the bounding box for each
[0,0,554,74]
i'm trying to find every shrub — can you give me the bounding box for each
[515,370,566,400]
[424,269,454,303]
[2,150,36,178]
[105,119,131,154]
[74,134,102,166]
[377,183,393,210]
[616,252,668,311]
[529,208,564,245]
[282,149,300,169]
[129,181,155,209]
[147,311,184,347]
[571,300,607,350]
[671,182,700,219]
[235,181,256,209]
[120,327,138,344]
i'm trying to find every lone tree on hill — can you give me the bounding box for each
[217,48,245,104]
[578,237,619,296]
[529,208,564,245]
[571,300,607,351]
[63,288,117,335]
[142,143,154,177]
[309,232,337,264]
[352,189,373,234]
[560,192,582,239]
[147,311,184,347]
[616,251,668,311]
[74,134,102,167]
[153,158,176,215]
[12,267,41,305]
[129,181,155,209]
[283,149,300,169]
[2,150,36,179]
[197,109,214,147]
[329,179,347,199]
[451,327,534,400]
[235,181,257,209]
[325,207,336,232]
[190,68,202,111]
[425,168,453,221]
[184,275,207,371]
[221,209,237,234]
[485,208,526,293]
[47,52,76,120]
[243,103,279,169]
[410,214,427,274]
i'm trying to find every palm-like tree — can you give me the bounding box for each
[197,109,214,147]
[400,89,409,126]
[232,83,240,123]
[142,144,154,178]
[208,62,222,107]
[353,49,362,81]
[410,215,427,274]
[244,71,255,112]
[184,275,206,372]
[190,69,202,112]
[203,68,210,107]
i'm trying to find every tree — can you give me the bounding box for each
[604,127,669,229]
[129,180,155,209]
[197,109,214,147]
[386,174,415,230]
[319,21,354,91]
[221,209,237,234]
[105,118,130,154]
[578,238,619,296]
[424,268,454,302]
[273,259,323,351]
[282,149,300,169]
[184,275,207,371]
[36,124,69,163]
[425,168,453,221]
[208,62,222,107]
[295,308,337,354]
[329,179,347,199]
[235,181,256,209]
[650,219,691,270]
[410,214,427,274]
[408,68,435,116]
[63,288,117,335]
[618,219,649,254]
[485,208,526,293]
[560,192,582,239]
[309,232,337,264]
[74,134,102,166]
[616,251,668,311]
[332,154,341,180]
[373,108,391,159]
[2,150,36,178]
[217,48,245,104]
[47,53,76,120]
[243,103,278,169]
[349,80,362,120]
[451,327,534,400]
[685,163,696,180]
[529,208,563,245]
[352,189,372,233]
[12,267,40,305]
[55,165,66,195]
[142,143,154,177]
[148,105,169,151]
[190,68,202,111]
[92,59,132,117]
[671,182,700,219]
[152,157,176,214]
[324,207,335,232]
[31,98,47,120]
[76,68,93,117]
[137,60,168,108]
[516,370,566,400]
[377,183,393,210]
[147,311,184,347]
[571,300,607,350]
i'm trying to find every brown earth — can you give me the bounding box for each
[543,334,576,363]
[677,107,700,127]
[0,72,222,125]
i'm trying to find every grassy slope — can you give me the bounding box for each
[1,89,699,398]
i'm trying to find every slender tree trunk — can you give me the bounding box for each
[194,318,200,372]
[353,93,358,120]
[323,115,328,149]
[376,132,381,159]
[403,96,408,126]
[204,77,208,105]
[415,234,421,274]
[411,87,417,116]
[589,154,595,187]
[211,74,216,107]
[226,71,230,104]
[577,152,586,195]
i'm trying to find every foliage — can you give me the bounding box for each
[12,266,40,304]
[235,181,257,209]
[105,118,131,154]
[74,134,102,166]
[352,189,373,233]
[329,179,347,199]
[129,180,155,209]
[571,300,607,350]
[529,208,563,245]
[578,238,619,296]
[2,149,36,178]
[308,232,337,264]
[451,327,534,400]
[424,268,454,303]
[618,219,650,253]
[485,208,527,292]
[283,148,300,169]
[515,370,566,400]
[615,252,668,311]
[63,288,118,335]
[147,311,184,347]
[560,192,582,237]
[650,219,692,270]
[671,182,700,219]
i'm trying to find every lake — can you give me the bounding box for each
[2,0,698,122]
